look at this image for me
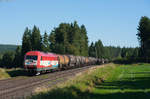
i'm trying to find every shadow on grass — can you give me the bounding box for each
[6,69,30,77]
[128,71,150,74]
[31,86,150,99]
[98,76,150,90]
[96,70,150,91]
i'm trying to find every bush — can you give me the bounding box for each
[0,51,15,68]
[113,57,148,64]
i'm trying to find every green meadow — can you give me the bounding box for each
[31,63,150,99]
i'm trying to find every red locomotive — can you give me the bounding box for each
[24,51,58,75]
[24,51,105,75]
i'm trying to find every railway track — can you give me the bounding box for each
[0,65,100,99]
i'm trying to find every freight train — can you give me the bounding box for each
[24,51,108,75]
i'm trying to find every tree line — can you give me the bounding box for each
[1,16,149,68]
[89,41,139,62]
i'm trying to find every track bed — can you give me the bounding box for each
[0,65,102,99]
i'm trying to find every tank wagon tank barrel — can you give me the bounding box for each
[57,55,69,69]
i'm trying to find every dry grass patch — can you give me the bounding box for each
[0,68,11,80]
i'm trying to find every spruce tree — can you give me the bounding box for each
[21,27,32,57]
[1,51,15,68]
[49,31,56,52]
[80,25,88,56]
[89,42,96,57]
[41,32,50,52]
[137,16,150,61]
[13,46,22,67]
[70,21,81,55]
[95,40,104,58]
[31,26,42,51]
[89,40,105,58]
[54,23,70,54]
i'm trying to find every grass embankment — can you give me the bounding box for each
[0,68,28,80]
[30,63,150,99]
[0,68,11,79]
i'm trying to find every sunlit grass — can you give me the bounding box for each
[0,68,11,80]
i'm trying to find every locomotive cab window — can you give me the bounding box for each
[26,55,37,60]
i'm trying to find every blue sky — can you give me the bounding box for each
[0,0,150,47]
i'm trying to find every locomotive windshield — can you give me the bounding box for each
[26,55,37,60]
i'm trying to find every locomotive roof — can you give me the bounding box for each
[26,51,57,57]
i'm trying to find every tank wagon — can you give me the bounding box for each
[24,51,107,75]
